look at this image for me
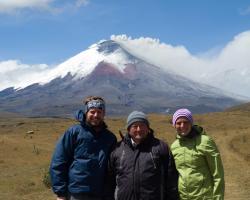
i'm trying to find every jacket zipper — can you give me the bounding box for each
[150,152,156,169]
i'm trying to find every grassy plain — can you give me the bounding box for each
[0,111,249,200]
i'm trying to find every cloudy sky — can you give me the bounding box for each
[1,0,250,95]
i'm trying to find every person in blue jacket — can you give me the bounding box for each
[50,96,117,200]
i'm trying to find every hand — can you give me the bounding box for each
[57,197,66,200]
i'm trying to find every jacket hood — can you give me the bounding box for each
[192,124,205,135]
[75,109,86,123]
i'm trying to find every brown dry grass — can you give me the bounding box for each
[0,111,249,200]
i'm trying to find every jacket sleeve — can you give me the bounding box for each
[160,141,179,200]
[50,127,76,197]
[204,137,225,200]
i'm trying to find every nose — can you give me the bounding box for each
[136,126,141,131]
[93,112,99,117]
[180,122,185,128]
[132,125,142,131]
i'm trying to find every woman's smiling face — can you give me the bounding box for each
[174,117,192,136]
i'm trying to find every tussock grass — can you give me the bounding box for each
[0,111,249,199]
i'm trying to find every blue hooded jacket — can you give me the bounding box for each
[50,110,117,197]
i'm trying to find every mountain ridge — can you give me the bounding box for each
[0,40,244,116]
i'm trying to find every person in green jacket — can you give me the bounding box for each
[170,108,224,200]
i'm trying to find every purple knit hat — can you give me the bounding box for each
[172,108,193,126]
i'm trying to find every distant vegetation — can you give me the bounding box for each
[0,110,249,200]
[226,102,250,112]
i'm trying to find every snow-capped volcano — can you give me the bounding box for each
[0,40,243,116]
[24,40,136,88]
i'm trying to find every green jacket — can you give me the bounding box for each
[171,125,224,200]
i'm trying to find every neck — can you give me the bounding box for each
[85,121,104,134]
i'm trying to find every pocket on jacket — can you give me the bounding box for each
[188,171,205,193]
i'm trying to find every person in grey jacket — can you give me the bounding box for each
[106,111,179,200]
[50,96,117,200]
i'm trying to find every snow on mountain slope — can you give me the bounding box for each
[37,41,135,86]
[1,41,134,90]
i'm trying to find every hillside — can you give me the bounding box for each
[225,101,250,112]
[0,111,249,199]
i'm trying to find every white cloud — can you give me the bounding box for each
[200,31,250,97]
[0,0,89,14]
[111,34,208,78]
[0,0,53,13]
[112,31,250,97]
[239,6,250,15]
[0,60,50,90]
[76,0,89,7]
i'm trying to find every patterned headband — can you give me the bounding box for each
[85,100,105,113]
